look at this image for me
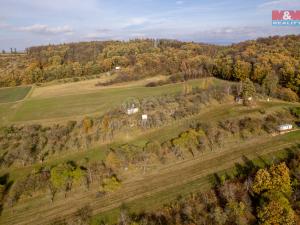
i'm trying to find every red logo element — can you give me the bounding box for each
[272,10,300,20]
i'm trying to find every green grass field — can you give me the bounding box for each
[0,77,222,124]
[0,86,31,103]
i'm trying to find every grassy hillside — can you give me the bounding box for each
[0,75,299,225]
[0,77,220,124]
[1,95,299,225]
[0,86,31,103]
[2,131,299,225]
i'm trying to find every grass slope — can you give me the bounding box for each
[1,131,299,225]
[2,101,290,180]
[30,75,167,99]
[0,77,298,224]
[1,100,299,225]
[11,78,220,123]
[92,140,299,225]
[0,86,31,103]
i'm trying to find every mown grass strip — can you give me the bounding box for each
[0,86,31,103]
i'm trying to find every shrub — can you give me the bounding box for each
[101,176,121,193]
[75,205,92,224]
[291,107,300,119]
[168,73,185,83]
[82,117,93,133]
[277,88,299,102]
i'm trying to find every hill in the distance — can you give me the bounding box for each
[0,35,299,100]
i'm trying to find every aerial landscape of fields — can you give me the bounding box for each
[1,1,300,225]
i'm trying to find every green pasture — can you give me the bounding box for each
[10,78,220,123]
[0,86,31,103]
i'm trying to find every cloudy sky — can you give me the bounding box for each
[0,0,300,50]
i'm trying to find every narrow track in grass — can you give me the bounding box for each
[1,131,299,225]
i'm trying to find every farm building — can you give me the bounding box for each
[277,124,293,132]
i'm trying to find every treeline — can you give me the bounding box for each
[0,35,299,98]
[3,159,121,208]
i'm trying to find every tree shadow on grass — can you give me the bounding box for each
[0,173,14,216]
[211,143,300,187]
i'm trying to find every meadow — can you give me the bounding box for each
[0,77,220,125]
[0,86,31,103]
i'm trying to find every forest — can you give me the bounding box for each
[0,35,299,99]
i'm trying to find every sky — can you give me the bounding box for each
[0,0,300,50]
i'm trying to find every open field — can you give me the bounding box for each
[30,75,168,99]
[0,77,223,125]
[1,131,299,225]
[0,86,31,103]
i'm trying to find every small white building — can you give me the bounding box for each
[235,97,243,104]
[142,114,148,120]
[127,107,139,115]
[115,66,121,70]
[277,124,293,132]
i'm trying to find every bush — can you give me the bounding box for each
[277,88,299,102]
[101,176,121,193]
[145,81,158,87]
[145,80,168,87]
[75,205,92,224]
[291,107,300,119]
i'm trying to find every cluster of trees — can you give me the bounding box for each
[0,39,216,87]
[0,83,233,167]
[111,152,300,225]
[0,35,299,99]
[5,158,121,207]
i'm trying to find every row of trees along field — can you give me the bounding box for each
[0,35,299,97]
